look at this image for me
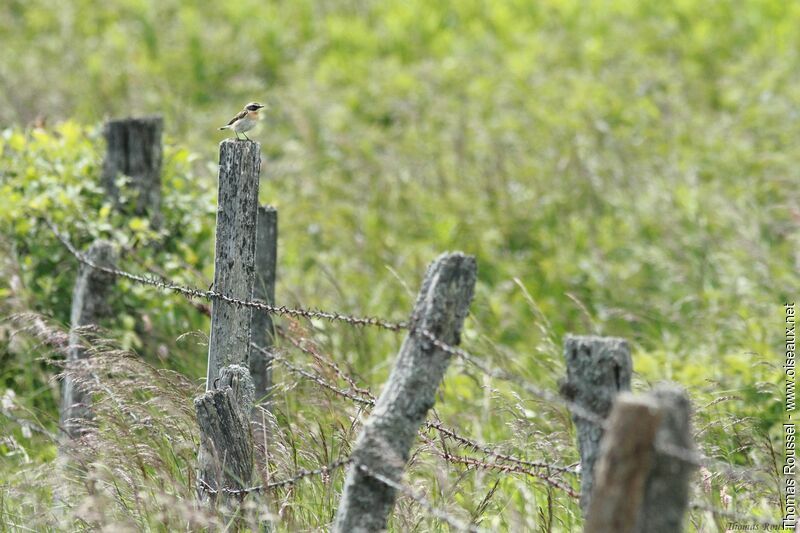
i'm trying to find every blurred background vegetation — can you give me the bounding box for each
[0,0,797,530]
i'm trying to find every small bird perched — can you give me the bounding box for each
[218,102,265,140]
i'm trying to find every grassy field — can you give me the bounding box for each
[1,0,797,530]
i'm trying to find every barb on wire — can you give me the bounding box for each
[199,457,352,496]
[282,334,375,399]
[432,449,579,499]
[416,430,577,499]
[424,420,576,475]
[259,344,374,408]
[264,341,576,494]
[358,464,484,533]
[414,328,771,486]
[415,327,608,427]
[46,218,408,332]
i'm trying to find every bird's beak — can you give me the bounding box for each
[257,104,266,109]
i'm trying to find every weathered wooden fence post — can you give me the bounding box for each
[635,383,696,532]
[249,205,277,405]
[584,393,663,533]
[60,240,117,439]
[584,384,696,533]
[101,117,163,225]
[197,139,260,508]
[560,335,632,513]
[205,139,261,388]
[333,252,477,533]
[196,364,255,507]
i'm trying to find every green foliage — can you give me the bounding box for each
[1,0,797,530]
[0,122,215,411]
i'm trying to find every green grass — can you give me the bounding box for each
[1,0,797,530]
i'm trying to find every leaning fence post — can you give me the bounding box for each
[60,240,117,439]
[205,139,261,389]
[101,117,163,226]
[584,393,663,533]
[249,205,278,405]
[635,383,696,532]
[332,252,477,533]
[196,364,255,510]
[560,335,632,513]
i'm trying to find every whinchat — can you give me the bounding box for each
[218,102,265,140]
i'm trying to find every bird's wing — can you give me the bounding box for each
[224,109,247,126]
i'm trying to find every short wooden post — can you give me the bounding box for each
[333,252,477,533]
[205,139,261,389]
[196,364,255,508]
[584,393,663,533]
[635,383,696,532]
[60,240,117,439]
[101,117,163,225]
[249,205,277,405]
[561,335,632,513]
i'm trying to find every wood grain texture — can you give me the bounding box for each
[584,393,663,533]
[60,240,117,439]
[196,364,255,507]
[561,335,632,513]
[635,384,695,533]
[249,205,277,405]
[101,116,163,225]
[205,139,261,389]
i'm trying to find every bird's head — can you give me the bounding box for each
[245,102,265,112]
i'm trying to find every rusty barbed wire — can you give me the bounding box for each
[357,464,484,533]
[431,448,579,499]
[281,333,375,399]
[199,457,352,497]
[412,328,772,485]
[263,342,580,495]
[46,219,409,332]
[423,420,577,475]
[46,218,772,497]
[278,330,579,477]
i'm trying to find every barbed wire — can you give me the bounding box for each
[263,341,578,484]
[198,457,352,496]
[46,218,774,519]
[422,421,577,475]
[357,464,484,533]
[46,219,409,332]
[431,449,579,499]
[411,329,772,485]
[414,430,578,499]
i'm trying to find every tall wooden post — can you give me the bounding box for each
[249,205,277,404]
[584,393,663,533]
[584,384,696,533]
[60,240,117,439]
[197,140,260,512]
[205,140,261,388]
[561,335,632,513]
[636,384,696,532]
[333,252,477,533]
[101,117,163,226]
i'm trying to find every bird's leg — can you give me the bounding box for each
[235,132,242,141]
[243,132,251,141]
